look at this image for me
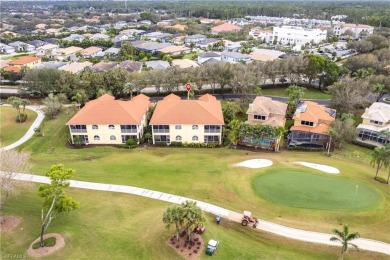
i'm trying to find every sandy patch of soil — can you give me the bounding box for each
[167,231,204,260]
[27,233,65,258]
[234,159,273,169]
[295,162,340,174]
[0,216,21,233]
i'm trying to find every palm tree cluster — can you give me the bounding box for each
[7,96,30,123]
[162,201,206,242]
[370,142,390,184]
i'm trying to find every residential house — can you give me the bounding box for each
[223,41,243,52]
[81,46,103,58]
[58,61,92,74]
[91,62,118,72]
[90,33,110,41]
[158,45,191,56]
[45,28,61,36]
[356,101,390,146]
[55,46,83,60]
[132,41,172,54]
[172,35,186,45]
[229,18,250,26]
[33,61,68,70]
[114,21,128,30]
[201,58,225,66]
[27,40,47,48]
[96,47,120,59]
[150,94,224,145]
[200,18,225,25]
[0,43,15,54]
[143,32,173,42]
[4,56,42,73]
[145,60,170,70]
[35,44,60,58]
[184,34,207,45]
[118,60,143,73]
[171,59,199,69]
[66,94,151,145]
[62,34,85,42]
[35,23,47,29]
[211,23,242,34]
[197,52,221,65]
[221,52,250,64]
[288,101,336,148]
[68,26,80,32]
[246,96,287,127]
[196,38,219,49]
[140,20,152,26]
[8,41,35,52]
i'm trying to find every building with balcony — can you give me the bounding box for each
[288,101,336,148]
[149,94,224,145]
[271,26,327,47]
[66,94,151,145]
[246,96,287,127]
[356,101,390,147]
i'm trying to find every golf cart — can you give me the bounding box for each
[241,211,259,228]
[205,239,219,256]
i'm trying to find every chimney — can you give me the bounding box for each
[295,108,301,118]
[249,103,253,113]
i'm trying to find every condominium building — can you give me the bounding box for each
[272,26,327,46]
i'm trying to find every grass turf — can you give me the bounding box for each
[2,183,388,260]
[0,106,37,147]
[261,86,330,100]
[18,109,390,242]
[252,169,381,210]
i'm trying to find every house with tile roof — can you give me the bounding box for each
[149,94,224,145]
[35,44,60,58]
[211,23,242,34]
[58,61,92,74]
[66,94,151,145]
[55,46,83,60]
[171,59,199,69]
[118,60,143,73]
[158,45,191,56]
[4,56,41,73]
[356,101,390,146]
[197,52,221,65]
[91,62,118,72]
[247,96,287,127]
[0,43,15,54]
[221,52,250,64]
[288,101,336,148]
[81,46,103,58]
[8,41,35,52]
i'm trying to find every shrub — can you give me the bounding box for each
[32,237,56,249]
[16,113,27,123]
[374,176,387,184]
[170,141,183,147]
[351,140,376,150]
[155,142,167,147]
[287,146,324,152]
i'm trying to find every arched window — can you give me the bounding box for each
[192,125,198,130]
[94,135,100,140]
[175,125,182,130]
[110,135,116,140]
[92,125,98,129]
[176,135,182,141]
[192,136,198,141]
[109,125,115,129]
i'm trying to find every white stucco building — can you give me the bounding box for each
[333,23,374,38]
[272,26,327,46]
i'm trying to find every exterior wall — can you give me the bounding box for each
[288,131,329,147]
[221,55,250,64]
[152,124,223,145]
[247,113,286,126]
[197,56,221,64]
[69,121,145,145]
[334,25,374,38]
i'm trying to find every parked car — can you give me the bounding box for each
[279,78,287,83]
[205,239,219,256]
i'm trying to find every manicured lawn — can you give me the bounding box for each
[183,51,199,60]
[19,109,390,242]
[253,169,380,210]
[261,86,330,99]
[0,106,37,147]
[2,184,387,259]
[3,53,35,60]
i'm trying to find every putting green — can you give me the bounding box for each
[252,170,381,210]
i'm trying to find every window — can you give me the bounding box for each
[204,125,221,133]
[70,125,87,133]
[301,120,314,126]
[154,135,170,143]
[192,136,198,141]
[175,125,182,130]
[153,125,169,133]
[121,135,137,143]
[192,125,198,130]
[92,125,98,129]
[176,135,182,141]
[94,135,100,140]
[110,135,116,140]
[109,125,115,129]
[370,120,383,125]
[254,115,266,120]
[204,136,219,143]
[120,125,137,133]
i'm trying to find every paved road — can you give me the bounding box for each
[9,172,390,256]
[2,105,45,150]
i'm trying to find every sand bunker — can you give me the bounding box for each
[295,162,340,174]
[234,159,273,169]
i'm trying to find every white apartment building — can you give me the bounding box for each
[333,23,374,38]
[272,26,327,46]
[249,27,273,42]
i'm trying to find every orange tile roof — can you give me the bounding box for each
[293,101,336,123]
[290,123,331,135]
[211,23,242,33]
[3,66,21,73]
[150,94,224,125]
[66,94,151,125]
[8,56,40,66]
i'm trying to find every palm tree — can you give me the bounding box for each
[7,96,22,123]
[382,144,390,184]
[330,225,360,260]
[371,146,387,178]
[20,99,30,115]
[181,201,205,241]
[162,206,183,242]
[327,127,338,156]
[228,119,243,145]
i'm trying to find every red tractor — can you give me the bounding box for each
[241,211,259,228]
